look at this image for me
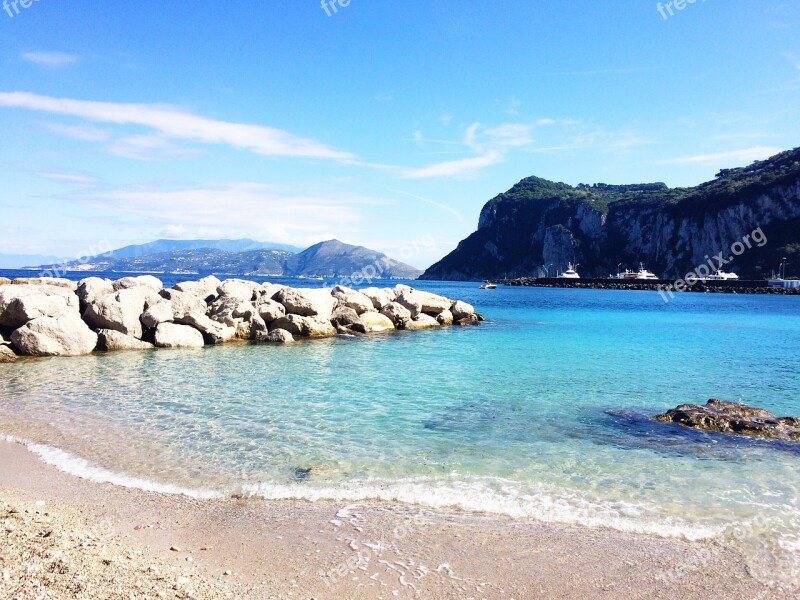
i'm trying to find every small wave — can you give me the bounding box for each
[1,434,222,500]
[238,477,721,541]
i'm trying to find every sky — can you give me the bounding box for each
[1,0,799,268]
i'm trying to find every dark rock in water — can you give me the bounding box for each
[655,399,800,442]
[293,467,313,481]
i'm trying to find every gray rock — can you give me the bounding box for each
[176,313,236,344]
[276,288,337,320]
[11,314,98,357]
[451,300,475,320]
[235,313,268,340]
[455,314,480,326]
[113,275,163,292]
[655,399,800,442]
[0,277,11,286]
[260,282,284,300]
[216,279,259,303]
[360,287,393,310]
[140,300,174,329]
[209,297,256,326]
[256,298,286,323]
[270,315,336,338]
[154,323,205,349]
[396,288,452,316]
[173,275,222,302]
[97,329,155,351]
[83,288,152,339]
[380,302,412,327]
[0,285,79,328]
[331,305,360,327]
[160,289,208,320]
[1,294,76,329]
[331,285,374,314]
[77,278,115,309]
[257,328,294,344]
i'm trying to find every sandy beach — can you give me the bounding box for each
[0,438,791,600]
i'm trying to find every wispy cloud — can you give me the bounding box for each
[402,121,534,179]
[38,172,101,187]
[42,122,112,142]
[665,146,783,165]
[21,52,78,67]
[82,182,383,247]
[0,91,355,161]
[388,189,464,222]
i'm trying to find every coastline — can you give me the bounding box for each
[0,438,789,599]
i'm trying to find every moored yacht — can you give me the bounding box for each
[705,269,739,281]
[617,263,658,280]
[559,263,581,279]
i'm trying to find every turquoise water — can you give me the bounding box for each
[1,281,799,582]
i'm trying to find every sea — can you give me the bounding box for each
[1,269,799,584]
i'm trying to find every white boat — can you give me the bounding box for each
[559,263,580,279]
[479,281,497,289]
[618,263,658,280]
[704,269,739,281]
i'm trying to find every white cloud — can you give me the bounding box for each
[0,91,355,161]
[161,224,188,238]
[21,52,78,67]
[38,172,101,187]
[666,146,783,165]
[401,121,533,179]
[43,122,111,142]
[85,182,382,247]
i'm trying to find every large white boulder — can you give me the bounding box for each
[83,288,154,339]
[154,323,205,349]
[160,289,208,320]
[0,285,79,328]
[360,287,394,310]
[451,300,475,320]
[11,314,98,357]
[255,298,286,323]
[270,314,336,338]
[332,285,375,315]
[209,297,256,327]
[77,278,115,309]
[97,330,154,351]
[276,288,337,320]
[216,279,260,303]
[396,288,452,316]
[140,300,174,329]
[174,275,222,301]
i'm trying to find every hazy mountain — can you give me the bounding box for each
[421,146,800,280]
[108,238,302,259]
[26,239,422,280]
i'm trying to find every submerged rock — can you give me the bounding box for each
[654,399,800,442]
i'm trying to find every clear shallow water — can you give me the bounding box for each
[1,273,799,583]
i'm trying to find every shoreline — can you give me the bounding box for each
[1,438,791,599]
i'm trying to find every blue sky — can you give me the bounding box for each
[1,0,799,267]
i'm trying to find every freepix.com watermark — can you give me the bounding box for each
[657,227,767,303]
[337,234,437,288]
[321,0,352,17]
[3,0,41,19]
[39,240,113,279]
[656,0,707,21]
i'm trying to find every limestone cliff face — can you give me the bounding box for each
[421,148,800,280]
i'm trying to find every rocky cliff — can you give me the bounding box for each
[421,147,800,280]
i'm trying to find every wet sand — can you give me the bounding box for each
[0,438,792,599]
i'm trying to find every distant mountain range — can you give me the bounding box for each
[421,146,800,280]
[25,239,422,280]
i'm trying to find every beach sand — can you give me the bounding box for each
[0,438,792,599]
